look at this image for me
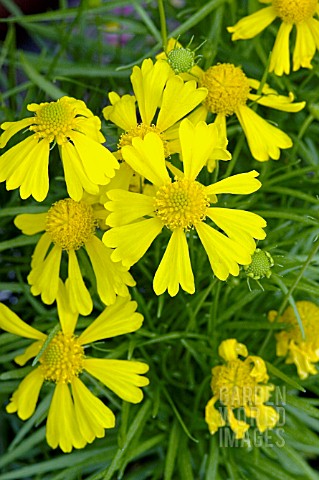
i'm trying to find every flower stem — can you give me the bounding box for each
[158,0,168,51]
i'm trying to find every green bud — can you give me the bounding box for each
[244,249,274,280]
[167,47,195,74]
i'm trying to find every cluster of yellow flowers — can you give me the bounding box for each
[1,0,319,452]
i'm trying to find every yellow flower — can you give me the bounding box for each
[205,339,279,439]
[0,96,119,202]
[103,118,266,296]
[269,301,319,379]
[0,288,149,453]
[102,58,208,159]
[227,0,319,75]
[198,63,305,162]
[14,196,135,315]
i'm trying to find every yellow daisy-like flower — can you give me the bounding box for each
[103,118,267,296]
[102,58,208,159]
[205,339,279,439]
[14,196,135,315]
[0,96,119,202]
[227,0,319,75]
[0,288,149,453]
[269,301,319,379]
[197,63,305,162]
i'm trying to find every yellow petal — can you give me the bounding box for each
[85,236,135,305]
[246,405,279,432]
[227,6,277,40]
[56,280,78,335]
[46,383,86,452]
[122,133,170,186]
[84,358,149,403]
[30,232,52,269]
[206,170,261,196]
[180,119,220,180]
[131,58,172,125]
[0,303,46,340]
[195,222,251,280]
[269,22,293,76]
[67,250,93,316]
[306,17,319,49]
[102,93,137,131]
[14,213,47,235]
[156,76,207,132]
[205,396,226,435]
[248,91,305,112]
[105,189,155,227]
[17,139,50,201]
[218,339,248,362]
[28,244,62,305]
[293,21,316,71]
[60,142,99,201]
[6,368,44,420]
[71,377,115,443]
[227,408,250,439]
[79,296,143,345]
[207,207,266,252]
[153,228,195,296]
[0,136,39,183]
[71,131,119,185]
[103,218,163,268]
[0,117,34,147]
[15,340,43,366]
[236,105,292,161]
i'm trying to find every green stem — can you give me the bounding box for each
[158,0,168,51]
[224,134,245,177]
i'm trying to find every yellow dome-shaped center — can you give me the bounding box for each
[40,332,84,383]
[46,199,97,251]
[201,63,250,116]
[30,97,77,144]
[118,123,169,157]
[154,178,209,231]
[212,359,258,409]
[273,0,317,24]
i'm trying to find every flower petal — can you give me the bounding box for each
[85,236,135,305]
[227,6,277,40]
[56,280,79,335]
[206,170,261,196]
[71,377,115,443]
[15,340,43,366]
[46,383,86,452]
[6,368,44,420]
[102,93,137,131]
[84,358,149,403]
[293,21,316,71]
[0,117,34,148]
[156,76,207,132]
[122,133,170,187]
[67,250,93,316]
[28,244,62,305]
[236,105,292,161]
[205,395,226,435]
[153,228,195,296]
[0,303,46,340]
[227,408,250,439]
[78,296,143,345]
[269,22,293,76]
[105,189,155,227]
[103,218,163,268]
[218,339,248,362]
[30,232,52,269]
[14,213,47,235]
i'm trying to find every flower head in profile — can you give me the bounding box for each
[205,339,279,439]
[14,196,135,315]
[103,118,267,296]
[0,96,119,202]
[102,58,208,160]
[269,301,319,379]
[0,289,149,452]
[198,63,305,162]
[228,0,319,76]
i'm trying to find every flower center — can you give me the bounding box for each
[244,248,274,280]
[154,178,209,231]
[212,359,258,408]
[167,47,195,73]
[29,97,77,143]
[118,123,169,157]
[201,63,250,116]
[39,332,84,383]
[45,199,97,251]
[273,0,317,23]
